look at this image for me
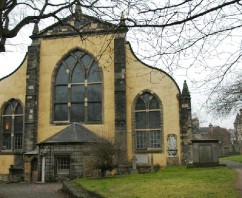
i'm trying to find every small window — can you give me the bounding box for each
[57,157,70,174]
[134,92,162,151]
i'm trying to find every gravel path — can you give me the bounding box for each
[220,159,242,198]
[0,183,71,198]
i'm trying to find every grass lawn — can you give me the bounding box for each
[220,155,242,163]
[73,166,237,198]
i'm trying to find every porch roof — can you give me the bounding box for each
[39,123,103,144]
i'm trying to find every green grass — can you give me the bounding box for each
[73,166,237,198]
[220,155,242,163]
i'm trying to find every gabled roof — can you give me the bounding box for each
[39,123,103,144]
[32,11,127,38]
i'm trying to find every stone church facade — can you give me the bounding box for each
[0,8,192,182]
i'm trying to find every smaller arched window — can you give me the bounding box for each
[134,92,162,150]
[1,99,24,150]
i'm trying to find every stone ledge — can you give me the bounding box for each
[62,180,104,198]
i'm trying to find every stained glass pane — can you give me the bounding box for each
[3,116,12,132]
[54,104,68,121]
[14,134,22,149]
[150,131,161,148]
[3,134,11,150]
[136,131,146,149]
[88,64,102,82]
[149,111,161,128]
[4,104,12,115]
[142,93,152,104]
[55,86,68,103]
[71,85,85,102]
[135,98,145,110]
[135,112,146,129]
[149,97,160,109]
[15,104,23,114]
[71,64,85,83]
[56,65,68,85]
[71,103,84,122]
[14,116,23,133]
[88,103,102,121]
[65,55,76,71]
[81,54,93,70]
[87,84,102,102]
[74,50,85,57]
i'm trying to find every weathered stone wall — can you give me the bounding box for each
[39,144,95,182]
[24,41,40,152]
[114,32,127,164]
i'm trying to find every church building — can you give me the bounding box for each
[0,7,192,182]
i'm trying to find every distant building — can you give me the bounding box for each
[192,120,232,155]
[234,109,242,143]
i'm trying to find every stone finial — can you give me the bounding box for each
[75,1,82,16]
[32,22,39,35]
[182,80,190,96]
[119,11,126,26]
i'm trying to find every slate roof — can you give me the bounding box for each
[39,123,103,144]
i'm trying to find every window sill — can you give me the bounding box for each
[52,121,103,125]
[135,148,162,153]
[0,150,23,155]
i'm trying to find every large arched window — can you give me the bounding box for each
[134,91,162,150]
[1,99,24,150]
[54,50,102,123]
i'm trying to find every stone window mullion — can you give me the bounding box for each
[84,80,88,122]
[54,50,102,123]
[68,83,71,122]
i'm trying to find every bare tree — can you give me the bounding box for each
[207,77,242,116]
[85,136,123,178]
[0,0,108,52]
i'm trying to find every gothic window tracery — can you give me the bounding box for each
[134,92,162,150]
[54,50,102,123]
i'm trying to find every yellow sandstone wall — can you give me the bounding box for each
[0,57,27,107]
[0,56,27,175]
[0,155,14,174]
[125,43,181,166]
[37,34,116,142]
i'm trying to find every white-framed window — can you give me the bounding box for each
[56,157,70,174]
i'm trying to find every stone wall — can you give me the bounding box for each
[39,144,98,182]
